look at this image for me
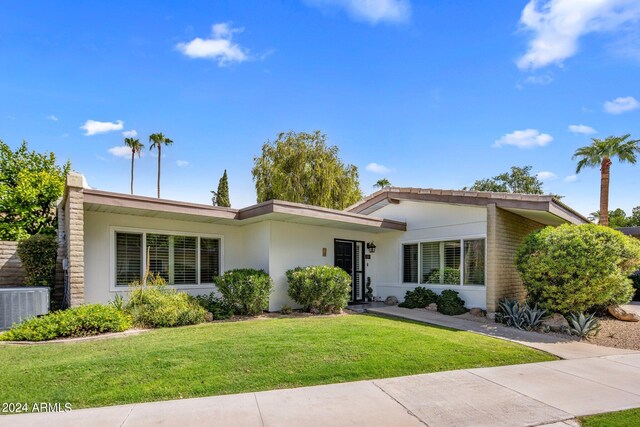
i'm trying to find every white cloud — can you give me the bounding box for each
[603,96,640,114]
[568,124,597,134]
[108,146,131,158]
[81,119,124,136]
[176,160,189,167]
[365,162,392,174]
[306,0,411,24]
[493,129,553,148]
[564,174,578,183]
[122,129,138,138]
[517,0,640,70]
[536,171,558,181]
[524,74,554,85]
[176,22,249,66]
[46,115,58,121]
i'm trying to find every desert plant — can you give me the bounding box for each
[398,287,438,308]
[194,293,234,320]
[437,290,466,315]
[125,275,207,327]
[521,304,546,330]
[214,269,272,316]
[567,312,600,337]
[365,276,373,302]
[286,265,351,313]
[110,294,126,311]
[516,224,640,313]
[16,234,58,287]
[0,304,131,341]
[498,299,525,329]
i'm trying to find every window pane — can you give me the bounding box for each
[421,242,440,283]
[442,241,461,284]
[174,236,197,285]
[464,239,485,285]
[403,244,418,283]
[147,234,170,282]
[200,238,220,283]
[115,232,142,286]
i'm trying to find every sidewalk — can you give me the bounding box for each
[3,352,640,427]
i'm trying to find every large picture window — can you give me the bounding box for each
[114,230,221,287]
[402,238,485,286]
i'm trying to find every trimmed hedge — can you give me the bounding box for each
[214,269,272,316]
[16,234,58,286]
[194,293,235,320]
[125,274,207,327]
[0,304,131,341]
[287,265,351,313]
[516,224,640,314]
[437,290,467,315]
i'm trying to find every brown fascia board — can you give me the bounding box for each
[83,189,239,220]
[348,188,589,224]
[82,189,406,231]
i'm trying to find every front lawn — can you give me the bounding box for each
[580,408,640,427]
[0,314,554,410]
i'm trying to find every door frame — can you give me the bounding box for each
[334,238,366,303]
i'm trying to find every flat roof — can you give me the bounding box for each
[347,187,590,225]
[82,189,406,233]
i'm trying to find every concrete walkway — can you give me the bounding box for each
[367,305,638,359]
[3,353,640,427]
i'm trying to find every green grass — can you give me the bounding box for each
[0,314,555,410]
[580,408,640,427]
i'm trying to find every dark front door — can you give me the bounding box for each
[335,239,365,303]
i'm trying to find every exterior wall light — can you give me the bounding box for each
[366,242,377,253]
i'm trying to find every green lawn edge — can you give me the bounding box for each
[0,313,555,411]
[580,408,640,427]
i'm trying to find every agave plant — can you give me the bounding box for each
[567,312,600,338]
[498,299,525,329]
[521,304,547,330]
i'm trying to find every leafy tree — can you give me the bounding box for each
[252,131,362,209]
[148,133,173,198]
[466,166,546,195]
[590,206,640,228]
[0,140,70,240]
[215,170,231,207]
[124,137,144,195]
[573,134,640,226]
[373,178,392,189]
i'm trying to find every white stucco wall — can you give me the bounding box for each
[370,201,488,309]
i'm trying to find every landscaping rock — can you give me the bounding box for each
[469,307,484,317]
[205,312,214,322]
[384,296,398,305]
[608,305,640,322]
[541,313,569,332]
[426,303,438,311]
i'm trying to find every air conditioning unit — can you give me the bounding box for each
[0,287,50,331]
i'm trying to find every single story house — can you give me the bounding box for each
[58,173,589,315]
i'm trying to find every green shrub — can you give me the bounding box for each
[437,290,467,315]
[194,293,234,320]
[280,304,293,315]
[516,224,640,314]
[125,274,207,327]
[398,287,438,308]
[214,269,272,316]
[0,304,131,341]
[286,265,351,313]
[16,234,58,287]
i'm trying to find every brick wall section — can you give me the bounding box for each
[64,173,85,307]
[0,241,25,286]
[486,204,545,313]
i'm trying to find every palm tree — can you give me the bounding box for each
[148,133,174,198]
[573,134,639,226]
[124,137,144,195]
[373,178,392,189]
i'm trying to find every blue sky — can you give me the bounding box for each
[1,0,639,216]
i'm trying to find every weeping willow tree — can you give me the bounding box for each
[252,131,362,209]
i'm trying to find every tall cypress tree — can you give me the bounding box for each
[216,170,230,207]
